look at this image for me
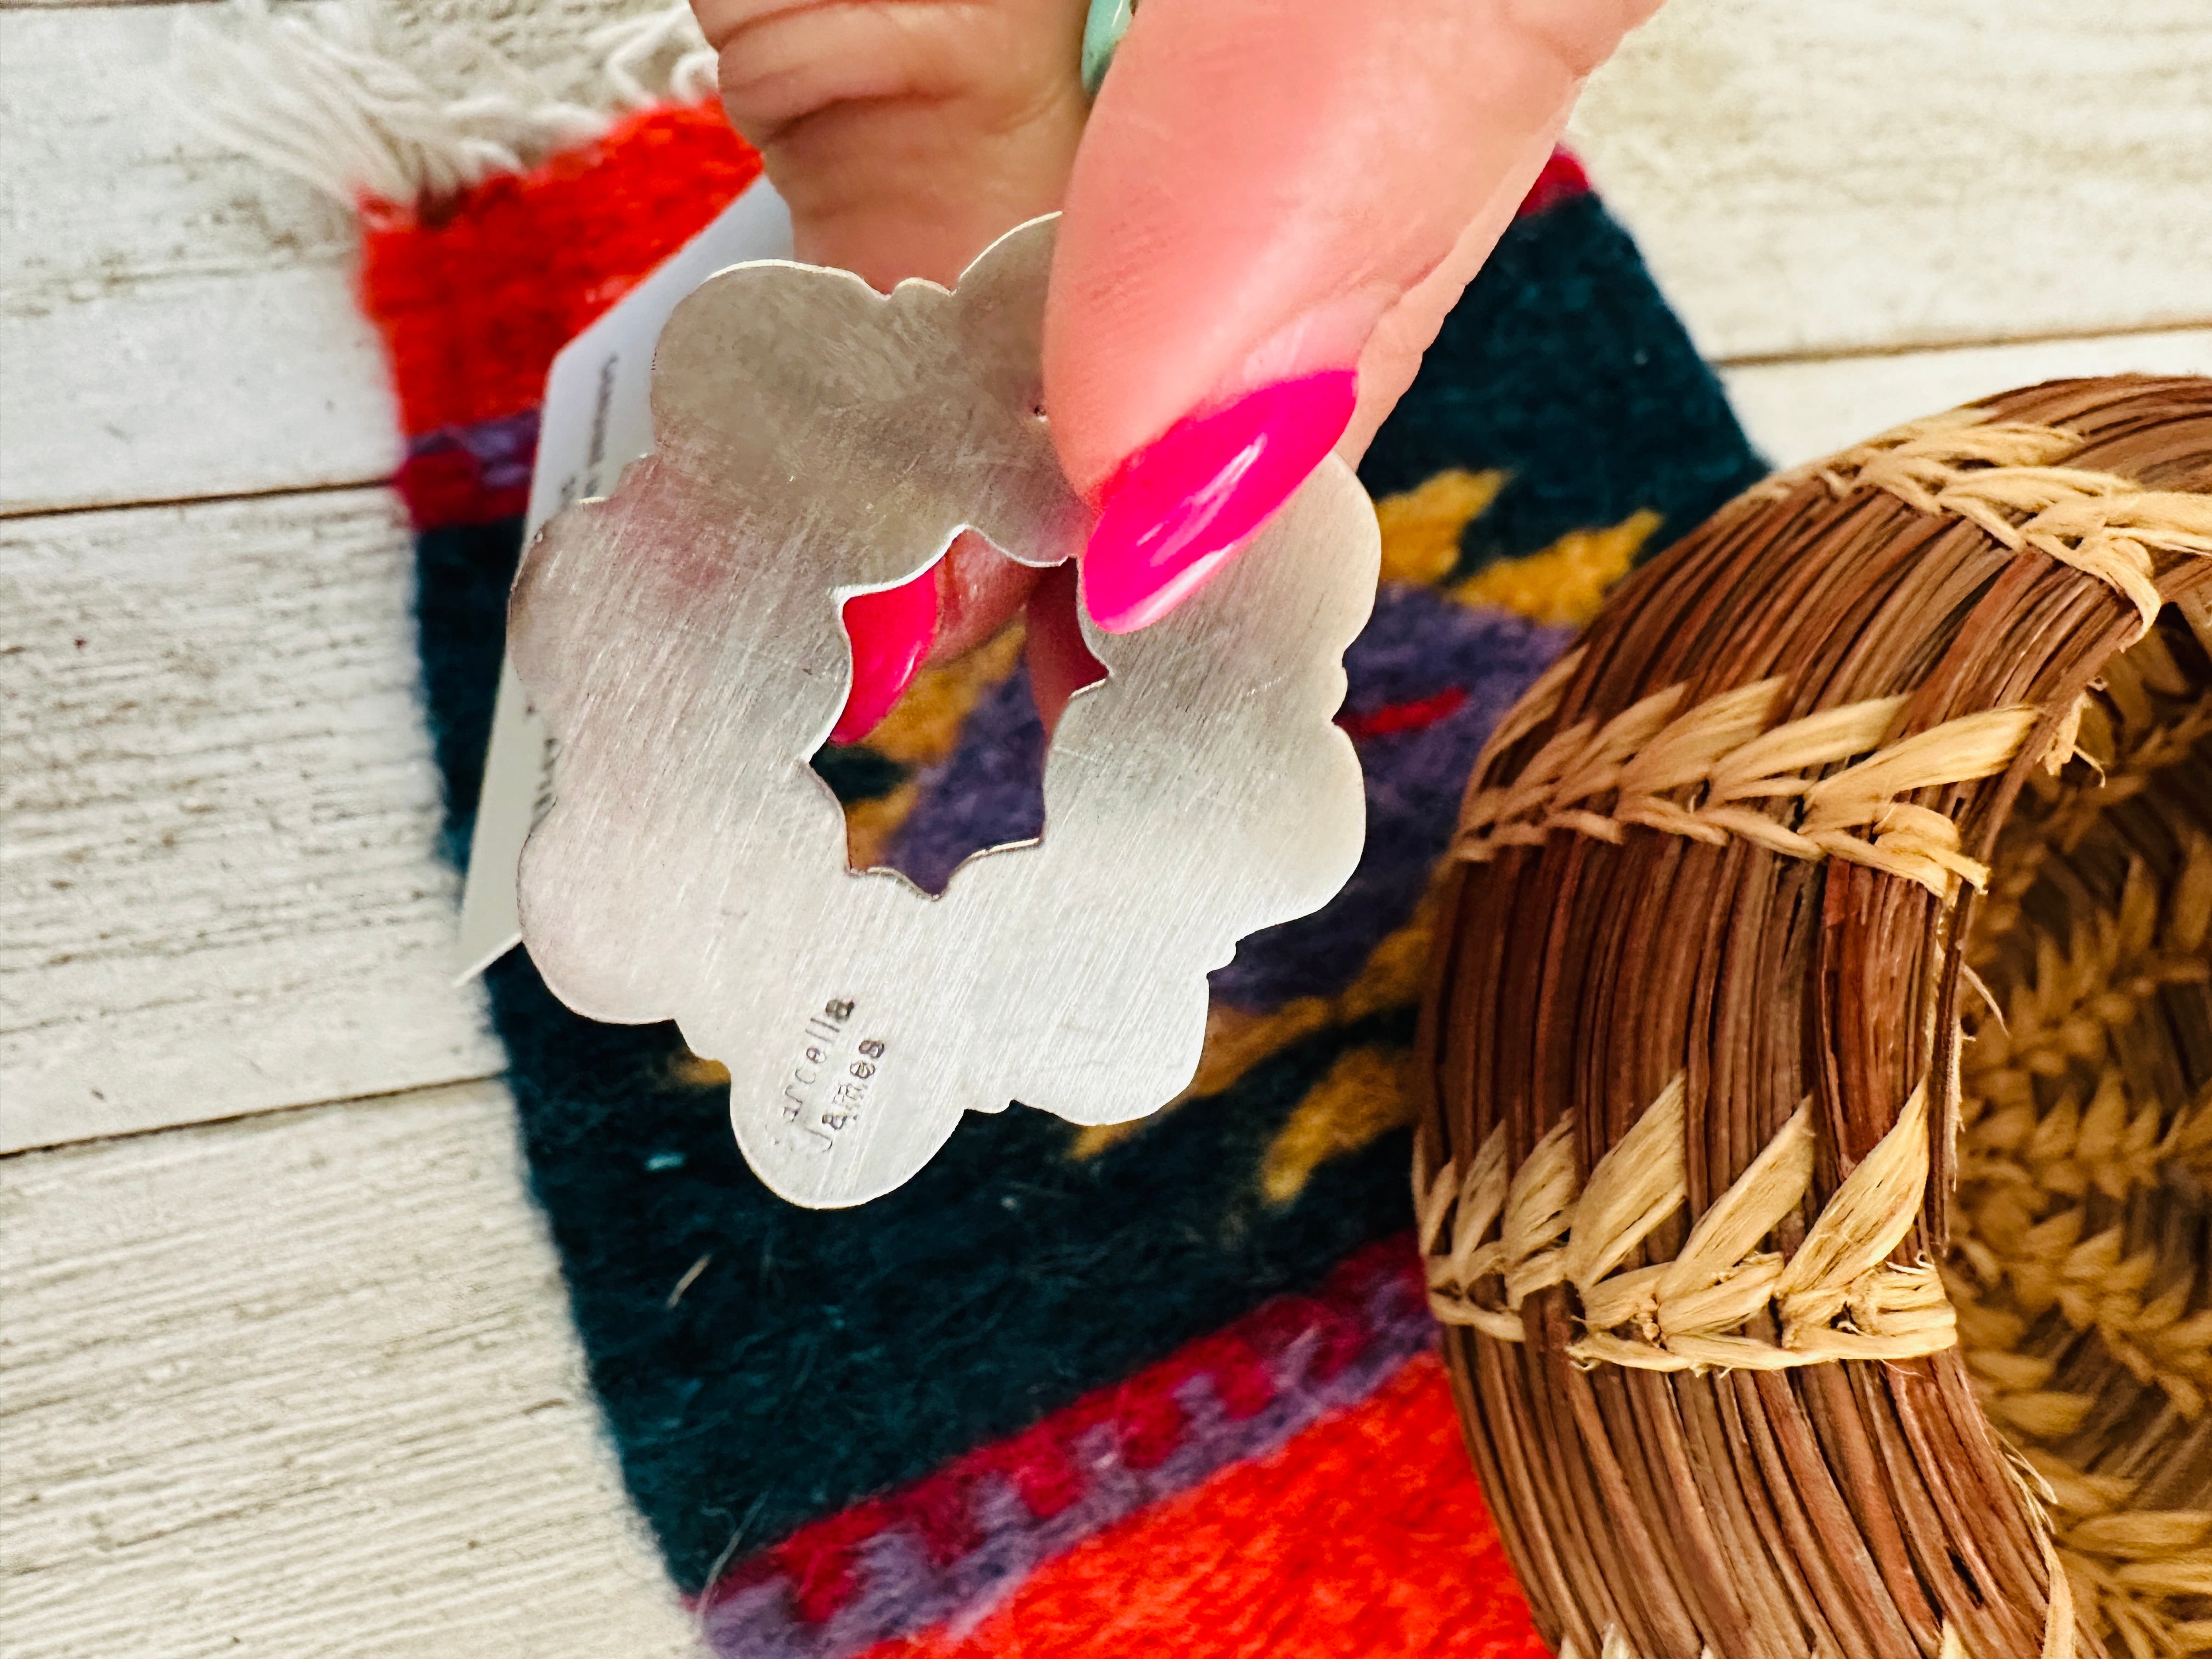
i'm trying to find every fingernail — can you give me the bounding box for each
[1080,370,1357,634]
[832,568,939,743]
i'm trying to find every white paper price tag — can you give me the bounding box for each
[453,179,794,980]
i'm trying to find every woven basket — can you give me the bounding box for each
[1414,376,2212,1659]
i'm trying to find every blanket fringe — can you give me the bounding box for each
[172,0,719,205]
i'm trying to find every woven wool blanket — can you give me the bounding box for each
[298,50,1763,1657]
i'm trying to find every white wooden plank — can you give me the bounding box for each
[1,488,505,1152]
[0,5,402,515]
[1573,0,2212,364]
[8,2,2212,516]
[1723,327,2212,470]
[3,0,656,69]
[0,0,673,516]
[0,1080,706,1659]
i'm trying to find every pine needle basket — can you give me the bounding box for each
[1414,376,2212,1659]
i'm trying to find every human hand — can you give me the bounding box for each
[692,0,1661,736]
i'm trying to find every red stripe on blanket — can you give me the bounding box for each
[1338,686,1470,742]
[359,102,763,440]
[1517,148,1590,220]
[865,1353,1549,1659]
[357,99,1589,473]
[701,1235,1429,1641]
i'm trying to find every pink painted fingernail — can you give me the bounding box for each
[832,567,939,743]
[1080,370,1358,635]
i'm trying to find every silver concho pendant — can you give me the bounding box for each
[510,215,1379,1207]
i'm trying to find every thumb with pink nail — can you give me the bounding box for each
[1051,0,1666,634]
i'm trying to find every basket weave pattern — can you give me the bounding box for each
[1416,379,2212,1659]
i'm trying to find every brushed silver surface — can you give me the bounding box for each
[509,217,1379,1207]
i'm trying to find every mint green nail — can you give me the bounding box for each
[1081,0,1133,97]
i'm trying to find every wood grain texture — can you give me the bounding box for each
[0,0,679,516]
[1,488,505,1152]
[3,0,650,61]
[1722,326,2212,469]
[0,5,399,516]
[0,1080,706,1659]
[1572,0,2212,363]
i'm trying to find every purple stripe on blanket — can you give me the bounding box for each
[883,586,1568,1011]
[1216,589,1570,1010]
[407,407,542,489]
[397,408,544,527]
[697,1254,1435,1659]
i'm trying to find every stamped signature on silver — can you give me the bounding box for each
[508,216,1379,1208]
